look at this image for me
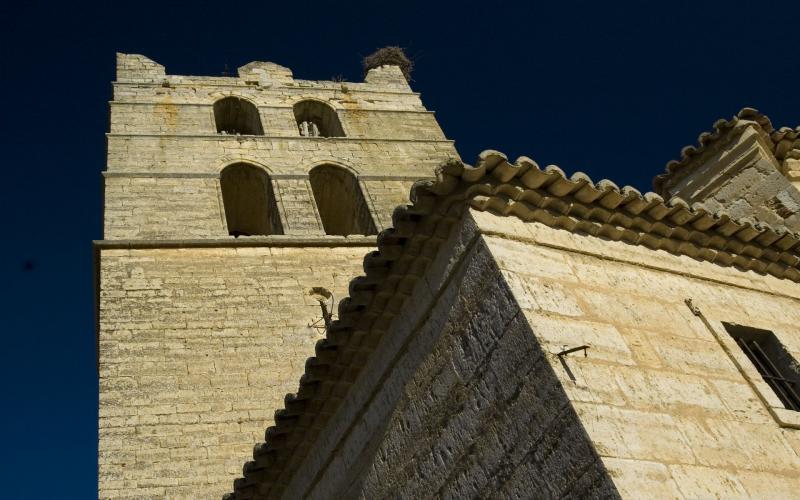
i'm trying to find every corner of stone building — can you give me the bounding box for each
[115,53,166,82]
[659,122,800,231]
[364,65,412,91]
[280,211,621,499]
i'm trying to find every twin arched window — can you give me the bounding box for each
[219,163,375,237]
[214,97,264,135]
[213,97,345,138]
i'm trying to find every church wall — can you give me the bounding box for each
[97,245,371,499]
[109,102,446,141]
[471,210,800,497]
[98,54,459,499]
[103,176,225,239]
[103,133,451,240]
[105,135,453,175]
[283,215,619,499]
[104,54,457,241]
[102,176,418,239]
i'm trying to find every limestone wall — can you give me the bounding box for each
[280,215,619,499]
[105,54,457,241]
[473,210,800,497]
[283,209,800,499]
[105,136,453,175]
[102,176,418,239]
[662,125,800,231]
[109,103,445,140]
[97,53,458,499]
[97,244,371,499]
[350,238,616,499]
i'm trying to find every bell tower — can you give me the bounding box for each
[97,51,458,498]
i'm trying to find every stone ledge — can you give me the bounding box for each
[113,81,422,96]
[109,101,437,114]
[101,171,432,181]
[105,133,455,143]
[94,236,378,250]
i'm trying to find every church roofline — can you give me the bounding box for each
[227,149,800,499]
[653,107,800,196]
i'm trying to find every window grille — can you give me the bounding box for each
[725,324,800,412]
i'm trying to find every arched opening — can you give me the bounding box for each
[309,165,376,235]
[294,100,345,137]
[220,163,282,236]
[214,97,264,135]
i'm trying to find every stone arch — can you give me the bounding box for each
[220,163,282,236]
[294,99,345,137]
[309,164,376,235]
[213,96,264,135]
[304,158,360,176]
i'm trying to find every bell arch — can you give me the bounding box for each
[294,100,345,137]
[220,163,282,236]
[213,96,264,135]
[309,164,376,235]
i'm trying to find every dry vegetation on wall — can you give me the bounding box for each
[363,46,413,81]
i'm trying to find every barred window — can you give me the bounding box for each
[725,323,800,412]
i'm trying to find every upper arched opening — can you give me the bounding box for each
[309,165,376,235]
[294,100,344,138]
[220,163,281,236]
[214,97,264,135]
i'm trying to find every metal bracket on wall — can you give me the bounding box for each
[557,345,590,357]
[557,344,590,382]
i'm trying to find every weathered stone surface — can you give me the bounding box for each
[283,209,800,499]
[659,122,800,231]
[97,53,457,499]
[104,53,458,241]
[283,233,618,499]
[101,54,800,499]
[481,215,800,498]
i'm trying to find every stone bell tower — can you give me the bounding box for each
[96,51,458,499]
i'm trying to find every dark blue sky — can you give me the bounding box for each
[1,1,798,497]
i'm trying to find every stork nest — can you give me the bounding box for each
[363,46,413,81]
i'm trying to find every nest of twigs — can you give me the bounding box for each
[363,46,413,81]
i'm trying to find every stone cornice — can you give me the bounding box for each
[106,133,454,143]
[109,101,436,114]
[101,172,431,181]
[113,80,421,97]
[94,236,378,249]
